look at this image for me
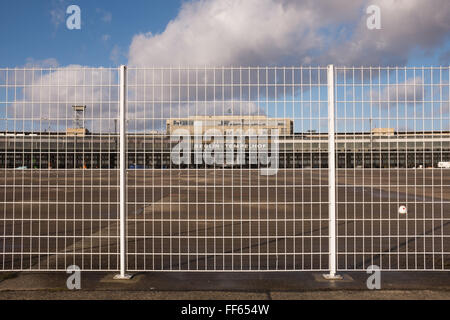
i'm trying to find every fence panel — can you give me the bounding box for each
[335,67,450,271]
[125,67,331,271]
[1,65,448,273]
[0,67,121,271]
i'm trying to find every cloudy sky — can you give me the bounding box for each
[0,0,449,67]
[0,0,449,134]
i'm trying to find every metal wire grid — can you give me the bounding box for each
[0,65,448,273]
[125,67,330,271]
[0,68,121,271]
[335,67,450,271]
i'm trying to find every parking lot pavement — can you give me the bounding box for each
[0,271,448,300]
[2,169,449,271]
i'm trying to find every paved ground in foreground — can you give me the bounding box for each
[0,271,448,300]
[1,169,449,271]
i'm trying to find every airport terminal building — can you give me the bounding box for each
[1,115,450,169]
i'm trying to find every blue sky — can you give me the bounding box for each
[0,0,448,134]
[0,0,449,68]
[0,0,183,67]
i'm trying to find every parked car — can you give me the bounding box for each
[437,162,450,168]
[129,164,146,169]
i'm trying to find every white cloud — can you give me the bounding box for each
[129,0,322,66]
[373,76,424,103]
[9,0,450,133]
[7,67,119,133]
[326,0,450,66]
[5,66,264,133]
[128,0,450,67]
[24,58,60,68]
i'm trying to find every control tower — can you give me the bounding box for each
[67,105,87,136]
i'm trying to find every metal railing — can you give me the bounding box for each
[334,66,450,271]
[0,65,448,275]
[0,67,121,271]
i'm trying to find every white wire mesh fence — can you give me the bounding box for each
[334,67,450,271]
[125,67,330,271]
[0,68,121,271]
[0,65,448,272]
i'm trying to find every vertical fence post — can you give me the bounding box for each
[324,65,342,280]
[114,65,132,280]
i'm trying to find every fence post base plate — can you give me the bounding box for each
[322,274,343,280]
[113,274,133,280]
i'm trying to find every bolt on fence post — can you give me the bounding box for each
[114,65,132,280]
[323,65,342,280]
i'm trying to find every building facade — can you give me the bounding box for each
[166,115,293,136]
[1,120,450,169]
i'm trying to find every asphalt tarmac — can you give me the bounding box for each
[0,169,448,271]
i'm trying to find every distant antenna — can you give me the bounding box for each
[41,117,51,133]
[67,105,87,136]
[72,105,86,129]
